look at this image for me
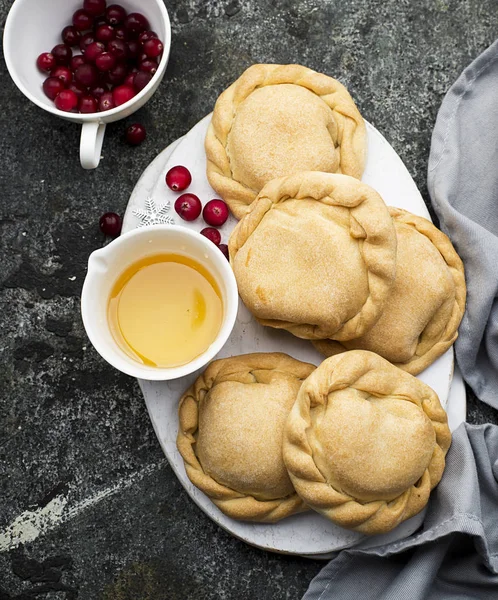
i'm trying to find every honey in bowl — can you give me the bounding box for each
[108,254,223,368]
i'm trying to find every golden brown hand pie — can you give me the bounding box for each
[205,63,367,219]
[177,353,315,522]
[283,350,451,535]
[313,208,466,374]
[229,172,397,342]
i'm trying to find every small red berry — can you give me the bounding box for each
[79,95,98,113]
[166,166,192,192]
[139,59,157,74]
[107,38,127,59]
[99,212,121,237]
[219,244,230,260]
[43,77,65,100]
[55,89,79,112]
[79,33,96,54]
[84,41,105,62]
[99,91,115,111]
[73,9,94,31]
[37,52,56,72]
[95,51,116,71]
[125,123,146,145]
[106,4,127,26]
[61,25,81,46]
[200,227,222,246]
[106,62,127,85]
[67,81,87,99]
[83,0,107,17]
[143,38,163,58]
[114,25,128,40]
[90,84,108,98]
[112,84,135,106]
[174,194,202,221]
[203,199,229,227]
[51,44,72,66]
[95,24,115,42]
[138,30,158,44]
[70,55,87,71]
[125,13,150,35]
[133,70,152,92]
[127,40,140,59]
[75,63,99,87]
[51,66,72,85]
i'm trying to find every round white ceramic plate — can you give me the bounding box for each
[123,115,466,556]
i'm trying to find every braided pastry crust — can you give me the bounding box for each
[313,208,466,374]
[205,64,367,219]
[228,172,397,341]
[177,353,314,522]
[283,350,451,535]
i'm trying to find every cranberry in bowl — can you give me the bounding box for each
[3,0,171,169]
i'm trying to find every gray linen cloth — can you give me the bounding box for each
[303,41,498,599]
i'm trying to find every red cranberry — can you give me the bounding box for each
[51,44,72,65]
[106,4,127,26]
[79,33,96,54]
[143,38,163,58]
[175,194,202,221]
[125,13,150,35]
[106,62,127,85]
[112,84,135,106]
[93,16,107,29]
[108,38,127,59]
[70,55,87,71]
[83,0,107,16]
[200,227,222,246]
[51,66,72,85]
[67,81,87,99]
[79,95,98,113]
[84,41,105,62]
[55,89,78,112]
[75,64,99,87]
[99,212,121,237]
[73,9,94,31]
[203,199,229,227]
[95,52,115,71]
[95,24,115,42]
[219,244,230,260]
[42,77,65,100]
[127,41,140,59]
[99,91,115,111]
[166,166,192,191]
[139,59,157,74]
[114,25,128,40]
[133,70,152,92]
[138,30,158,44]
[90,84,107,98]
[123,73,135,86]
[61,26,81,46]
[36,52,55,72]
[125,123,146,145]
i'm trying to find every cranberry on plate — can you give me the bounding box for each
[175,194,202,221]
[166,166,192,192]
[203,199,229,227]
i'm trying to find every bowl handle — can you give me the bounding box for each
[80,121,106,169]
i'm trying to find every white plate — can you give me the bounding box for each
[123,115,464,556]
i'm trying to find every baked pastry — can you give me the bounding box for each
[313,208,466,374]
[177,353,315,522]
[205,63,367,219]
[229,172,397,341]
[283,350,451,535]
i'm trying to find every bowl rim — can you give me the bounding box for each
[80,224,239,381]
[3,0,172,120]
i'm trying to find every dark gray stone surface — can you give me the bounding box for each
[0,0,497,598]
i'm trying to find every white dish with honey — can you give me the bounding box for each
[119,117,466,556]
[81,225,238,380]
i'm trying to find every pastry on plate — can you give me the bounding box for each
[313,208,466,374]
[229,172,397,342]
[177,353,314,522]
[283,350,451,535]
[205,63,367,219]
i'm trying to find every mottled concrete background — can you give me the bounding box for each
[1,0,497,598]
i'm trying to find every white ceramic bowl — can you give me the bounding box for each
[3,0,171,169]
[81,225,239,380]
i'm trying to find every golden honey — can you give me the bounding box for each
[108,254,223,368]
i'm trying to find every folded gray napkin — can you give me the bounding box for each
[303,40,498,599]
